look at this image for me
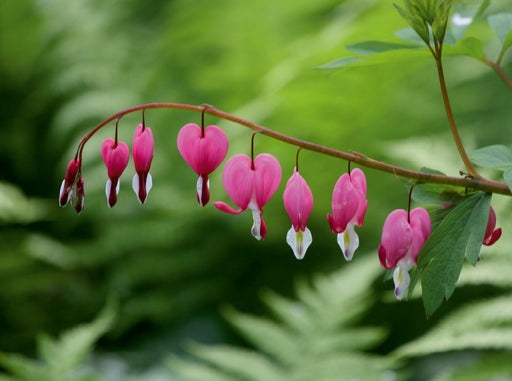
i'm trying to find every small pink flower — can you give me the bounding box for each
[283,167,313,259]
[177,123,229,206]
[378,208,431,300]
[214,153,282,240]
[327,168,368,260]
[483,206,501,246]
[59,158,81,207]
[132,123,154,204]
[101,138,130,207]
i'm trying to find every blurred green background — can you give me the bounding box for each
[1,0,512,380]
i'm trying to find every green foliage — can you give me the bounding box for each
[0,299,116,381]
[415,192,491,316]
[470,144,512,190]
[169,255,394,381]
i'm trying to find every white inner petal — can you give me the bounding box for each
[286,226,312,260]
[250,208,262,240]
[393,263,411,300]
[336,225,359,261]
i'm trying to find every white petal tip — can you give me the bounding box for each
[336,227,359,261]
[286,226,312,260]
[393,266,411,301]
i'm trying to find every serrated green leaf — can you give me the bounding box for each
[469,144,512,169]
[38,298,117,374]
[417,192,491,316]
[222,306,298,363]
[443,36,485,60]
[394,296,512,359]
[345,40,420,56]
[186,343,285,381]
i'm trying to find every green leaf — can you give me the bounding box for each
[503,168,512,192]
[469,144,512,169]
[0,353,51,381]
[489,13,512,60]
[411,183,468,205]
[345,40,420,56]
[417,192,491,317]
[37,298,117,375]
[488,13,512,44]
[394,296,512,359]
[313,57,362,70]
[394,27,427,44]
[443,36,485,60]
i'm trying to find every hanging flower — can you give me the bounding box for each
[283,167,313,259]
[327,168,368,260]
[132,123,154,204]
[378,208,431,300]
[71,176,85,214]
[59,158,81,207]
[177,123,229,206]
[483,206,501,246]
[214,153,281,240]
[101,138,130,207]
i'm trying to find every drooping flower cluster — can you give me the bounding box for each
[59,122,155,211]
[59,109,503,302]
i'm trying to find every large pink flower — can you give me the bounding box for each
[132,123,154,204]
[378,208,431,300]
[177,123,229,206]
[283,168,313,259]
[101,138,130,207]
[327,168,368,260]
[214,153,281,240]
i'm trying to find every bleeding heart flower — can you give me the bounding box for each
[327,168,368,260]
[213,153,282,240]
[59,158,81,207]
[378,208,431,300]
[177,123,229,206]
[283,167,313,259]
[483,206,501,246]
[71,176,85,214]
[132,123,154,204]
[101,138,130,207]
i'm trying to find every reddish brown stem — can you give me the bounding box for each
[75,102,512,196]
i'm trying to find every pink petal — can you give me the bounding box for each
[350,168,367,196]
[483,206,501,246]
[220,154,254,210]
[408,208,431,263]
[133,124,154,173]
[101,139,130,179]
[253,153,282,208]
[213,201,244,215]
[328,174,360,233]
[177,123,228,175]
[379,209,414,269]
[283,168,313,232]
